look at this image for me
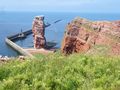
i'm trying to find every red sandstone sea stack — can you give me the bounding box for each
[32,16,46,49]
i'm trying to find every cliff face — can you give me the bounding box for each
[61,17,120,55]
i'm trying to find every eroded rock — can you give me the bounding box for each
[32,16,46,49]
[61,17,120,55]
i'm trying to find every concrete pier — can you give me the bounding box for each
[5,38,34,58]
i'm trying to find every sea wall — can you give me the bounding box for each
[5,38,34,58]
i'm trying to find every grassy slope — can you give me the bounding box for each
[0,52,120,90]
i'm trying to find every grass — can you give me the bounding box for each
[0,52,120,90]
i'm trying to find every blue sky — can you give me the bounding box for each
[0,0,120,13]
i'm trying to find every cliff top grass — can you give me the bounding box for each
[0,52,120,90]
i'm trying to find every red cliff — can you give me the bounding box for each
[61,17,120,55]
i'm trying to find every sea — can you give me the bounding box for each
[0,12,120,56]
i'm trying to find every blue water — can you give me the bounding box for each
[0,12,120,56]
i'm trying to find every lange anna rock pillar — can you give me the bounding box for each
[32,16,46,49]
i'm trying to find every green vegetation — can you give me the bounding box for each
[0,52,120,90]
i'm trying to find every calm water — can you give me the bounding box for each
[0,12,120,56]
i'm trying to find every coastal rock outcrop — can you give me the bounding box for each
[61,17,120,55]
[32,16,46,49]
